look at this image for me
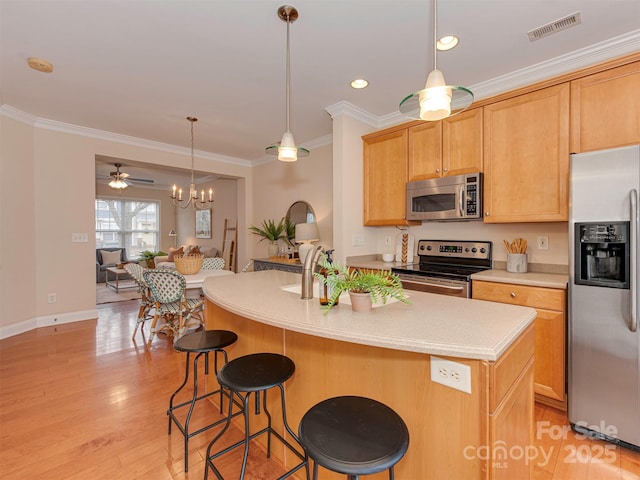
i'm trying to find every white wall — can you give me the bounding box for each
[250,143,333,259]
[0,113,252,337]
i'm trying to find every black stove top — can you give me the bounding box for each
[392,240,492,281]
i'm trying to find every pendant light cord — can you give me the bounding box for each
[190,118,195,185]
[433,0,437,71]
[285,11,291,133]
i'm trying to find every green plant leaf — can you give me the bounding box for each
[248,218,286,243]
[313,253,411,313]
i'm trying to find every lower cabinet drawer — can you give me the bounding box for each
[473,280,567,407]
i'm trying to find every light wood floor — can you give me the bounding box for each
[1,299,639,479]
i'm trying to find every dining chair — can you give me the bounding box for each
[124,263,153,340]
[142,269,204,351]
[202,257,225,270]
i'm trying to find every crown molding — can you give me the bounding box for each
[0,105,254,168]
[470,29,640,101]
[327,30,640,129]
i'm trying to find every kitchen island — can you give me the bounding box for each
[203,270,537,479]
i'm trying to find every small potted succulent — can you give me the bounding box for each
[138,250,167,268]
[314,254,411,312]
[249,218,287,257]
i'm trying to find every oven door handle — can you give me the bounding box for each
[400,279,465,293]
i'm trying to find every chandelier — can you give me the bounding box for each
[265,5,309,162]
[171,116,214,210]
[399,0,473,121]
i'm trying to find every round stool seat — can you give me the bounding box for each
[173,330,238,353]
[299,396,409,476]
[217,353,295,392]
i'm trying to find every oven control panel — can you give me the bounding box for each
[417,240,492,261]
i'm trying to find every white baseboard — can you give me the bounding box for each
[0,309,98,340]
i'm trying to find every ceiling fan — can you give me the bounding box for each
[107,163,154,189]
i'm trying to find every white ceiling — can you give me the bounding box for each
[2,0,639,184]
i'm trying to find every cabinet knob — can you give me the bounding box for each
[443,167,448,172]
[485,212,490,216]
[510,292,516,298]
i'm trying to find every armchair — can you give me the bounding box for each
[96,248,128,283]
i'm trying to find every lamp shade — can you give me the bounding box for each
[295,222,320,243]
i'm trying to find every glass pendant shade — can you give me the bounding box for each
[278,131,298,162]
[399,0,473,121]
[419,70,452,121]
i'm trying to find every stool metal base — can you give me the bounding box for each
[167,330,240,472]
[204,353,308,480]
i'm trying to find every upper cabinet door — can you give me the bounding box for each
[443,107,483,176]
[408,121,442,181]
[363,128,417,226]
[483,83,570,223]
[570,61,640,153]
[408,108,483,182]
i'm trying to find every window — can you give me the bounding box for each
[96,198,160,260]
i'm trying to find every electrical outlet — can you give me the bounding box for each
[384,235,392,246]
[536,235,549,250]
[48,293,57,303]
[430,356,472,394]
[352,234,365,246]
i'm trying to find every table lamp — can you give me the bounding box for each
[295,222,320,264]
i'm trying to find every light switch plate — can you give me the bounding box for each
[71,233,88,243]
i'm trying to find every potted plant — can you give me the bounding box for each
[249,218,286,257]
[314,255,411,312]
[138,250,167,268]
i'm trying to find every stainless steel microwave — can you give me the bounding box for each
[406,173,483,221]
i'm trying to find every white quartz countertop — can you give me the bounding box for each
[203,270,536,361]
[471,269,568,289]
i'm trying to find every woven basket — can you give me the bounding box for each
[174,254,204,275]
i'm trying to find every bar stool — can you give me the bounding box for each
[298,396,409,479]
[167,330,240,472]
[204,353,308,480]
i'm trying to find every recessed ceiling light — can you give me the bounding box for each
[437,35,459,51]
[27,57,53,73]
[350,78,369,89]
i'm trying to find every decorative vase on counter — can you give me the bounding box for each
[268,242,279,258]
[348,291,373,313]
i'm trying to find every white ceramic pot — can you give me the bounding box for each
[348,291,373,313]
[268,242,279,258]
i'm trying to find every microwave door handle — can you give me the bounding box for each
[458,186,465,217]
[630,189,638,332]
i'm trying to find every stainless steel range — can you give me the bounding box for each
[391,240,492,298]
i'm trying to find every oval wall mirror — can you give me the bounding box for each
[286,201,316,225]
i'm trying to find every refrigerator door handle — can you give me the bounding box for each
[631,188,638,333]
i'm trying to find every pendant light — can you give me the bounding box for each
[265,5,309,162]
[399,0,473,121]
[170,117,214,210]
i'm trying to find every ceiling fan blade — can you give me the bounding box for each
[129,177,154,184]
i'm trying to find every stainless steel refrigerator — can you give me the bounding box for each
[569,144,639,450]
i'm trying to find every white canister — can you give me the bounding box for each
[507,253,528,273]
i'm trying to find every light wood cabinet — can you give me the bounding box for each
[483,83,570,223]
[408,108,483,181]
[363,127,419,226]
[570,60,640,153]
[473,280,567,409]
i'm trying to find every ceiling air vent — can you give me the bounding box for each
[528,11,582,42]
